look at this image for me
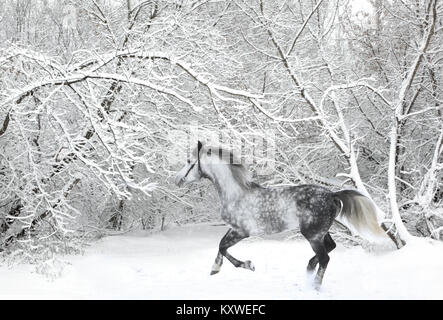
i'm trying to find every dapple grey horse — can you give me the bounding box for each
[175,141,402,289]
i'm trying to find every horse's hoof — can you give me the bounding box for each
[210,262,221,275]
[306,268,317,279]
[243,260,255,271]
[313,281,322,291]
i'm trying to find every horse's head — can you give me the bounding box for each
[175,140,205,187]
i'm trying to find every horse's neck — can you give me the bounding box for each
[205,163,244,203]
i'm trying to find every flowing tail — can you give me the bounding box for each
[333,190,404,248]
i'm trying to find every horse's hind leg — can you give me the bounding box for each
[307,232,336,273]
[210,228,254,275]
[306,237,330,290]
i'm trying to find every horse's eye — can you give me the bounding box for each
[187,159,190,164]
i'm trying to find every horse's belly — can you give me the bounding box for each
[254,211,299,235]
[221,201,300,236]
[222,212,280,236]
[283,211,300,230]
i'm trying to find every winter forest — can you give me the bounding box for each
[0,0,442,299]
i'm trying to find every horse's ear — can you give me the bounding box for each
[197,140,203,153]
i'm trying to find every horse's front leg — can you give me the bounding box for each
[210,251,224,275]
[210,228,254,275]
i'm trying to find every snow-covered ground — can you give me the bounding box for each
[1,223,442,299]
